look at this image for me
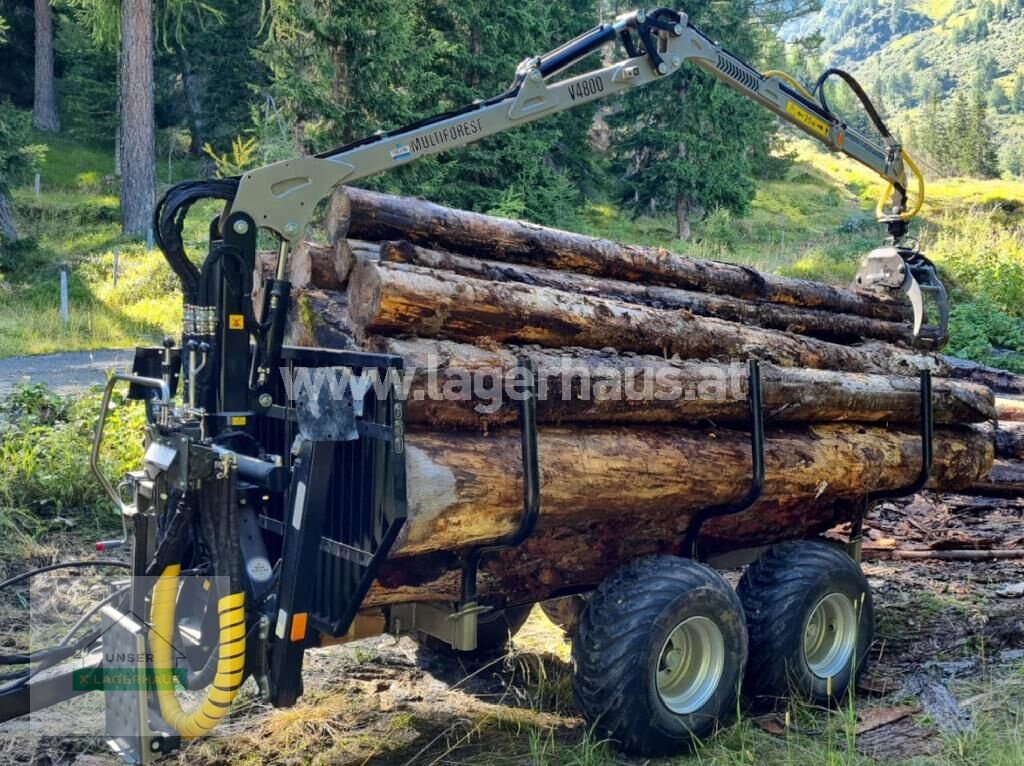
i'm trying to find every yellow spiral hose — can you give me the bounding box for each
[150,564,246,738]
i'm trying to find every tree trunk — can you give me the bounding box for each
[941,355,1024,395]
[120,0,156,236]
[343,239,921,345]
[33,0,60,133]
[346,259,949,377]
[0,191,17,242]
[361,336,994,428]
[359,423,990,605]
[995,422,1024,459]
[676,195,691,242]
[329,186,912,324]
[970,458,1024,496]
[996,397,1024,422]
[177,46,205,155]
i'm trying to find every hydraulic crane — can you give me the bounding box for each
[0,8,948,763]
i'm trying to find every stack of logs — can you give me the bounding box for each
[257,187,1008,606]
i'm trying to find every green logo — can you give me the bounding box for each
[73,667,187,691]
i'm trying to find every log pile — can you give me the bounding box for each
[256,186,999,606]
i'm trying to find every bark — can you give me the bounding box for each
[33,0,60,133]
[970,458,1024,496]
[363,336,995,427]
[330,186,912,323]
[177,46,205,155]
[941,355,1024,395]
[0,191,17,242]
[346,239,921,345]
[120,0,156,236]
[346,259,947,377]
[996,397,1024,423]
[676,195,691,242]
[995,422,1024,459]
[361,424,990,606]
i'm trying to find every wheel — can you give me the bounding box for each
[572,556,747,757]
[412,604,533,657]
[737,539,874,706]
[539,595,586,635]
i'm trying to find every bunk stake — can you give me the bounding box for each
[850,369,933,561]
[685,359,765,559]
[453,357,541,651]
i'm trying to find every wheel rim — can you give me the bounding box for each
[656,616,726,714]
[803,592,859,679]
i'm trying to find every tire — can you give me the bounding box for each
[572,556,747,757]
[413,604,533,658]
[738,539,874,706]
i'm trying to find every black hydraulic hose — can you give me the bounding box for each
[814,67,893,140]
[0,561,132,592]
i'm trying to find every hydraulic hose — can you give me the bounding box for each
[150,564,246,738]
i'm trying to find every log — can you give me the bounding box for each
[361,423,990,606]
[996,397,1024,422]
[942,355,1024,395]
[346,259,947,377]
[995,422,1024,459]
[330,186,912,324]
[970,458,1024,496]
[341,239,918,345]
[365,336,995,427]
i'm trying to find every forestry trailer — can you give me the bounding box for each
[0,7,947,761]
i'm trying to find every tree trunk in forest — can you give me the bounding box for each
[344,239,920,345]
[357,423,990,605]
[177,47,205,155]
[676,195,691,242]
[0,191,17,242]
[33,0,60,133]
[346,258,948,377]
[120,0,156,236]
[329,187,912,323]
[358,336,995,428]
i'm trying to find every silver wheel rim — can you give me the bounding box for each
[656,616,726,714]
[803,593,858,679]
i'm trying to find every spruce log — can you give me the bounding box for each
[995,422,1024,459]
[970,458,1024,496]
[942,356,1024,395]
[360,423,990,606]
[340,239,918,345]
[330,186,912,323]
[996,397,1024,423]
[365,336,995,426]
[346,259,946,377]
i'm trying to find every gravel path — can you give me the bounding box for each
[0,349,134,396]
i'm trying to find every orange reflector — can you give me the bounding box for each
[290,613,308,642]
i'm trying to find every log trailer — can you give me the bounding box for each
[0,7,946,761]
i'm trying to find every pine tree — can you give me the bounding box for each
[608,0,773,242]
[33,0,59,131]
[1012,73,1024,114]
[966,88,999,177]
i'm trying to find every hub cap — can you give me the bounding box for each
[803,592,859,679]
[656,616,726,714]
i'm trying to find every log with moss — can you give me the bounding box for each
[329,186,914,325]
[359,423,991,606]
[345,259,947,377]
[364,336,994,427]
[334,239,918,345]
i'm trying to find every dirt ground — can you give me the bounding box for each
[0,491,1021,766]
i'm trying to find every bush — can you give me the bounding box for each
[0,384,145,514]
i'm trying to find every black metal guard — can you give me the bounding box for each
[849,369,933,556]
[460,357,541,606]
[685,359,766,559]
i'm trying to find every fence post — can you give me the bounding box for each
[146,227,154,252]
[34,174,41,196]
[113,248,120,287]
[59,266,69,327]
